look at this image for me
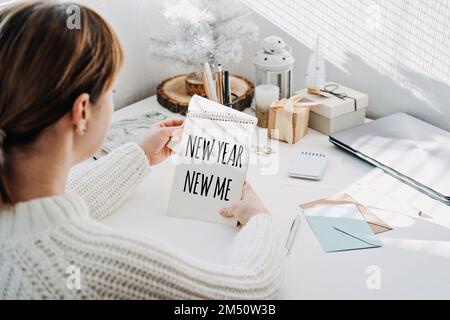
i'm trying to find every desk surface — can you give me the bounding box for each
[101,96,450,299]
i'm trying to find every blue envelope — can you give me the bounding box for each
[304,204,382,253]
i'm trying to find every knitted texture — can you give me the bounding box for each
[0,143,284,300]
[67,143,150,220]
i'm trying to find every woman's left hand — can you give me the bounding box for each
[139,119,184,166]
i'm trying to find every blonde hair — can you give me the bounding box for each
[0,1,124,205]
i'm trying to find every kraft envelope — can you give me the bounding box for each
[304,204,382,253]
[301,194,393,234]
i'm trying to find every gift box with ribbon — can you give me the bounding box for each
[295,83,369,135]
[268,95,321,144]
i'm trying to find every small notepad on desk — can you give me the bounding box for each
[288,152,328,181]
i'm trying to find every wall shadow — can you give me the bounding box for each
[327,52,450,131]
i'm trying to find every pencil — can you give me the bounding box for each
[217,64,224,104]
[203,62,218,102]
[215,72,221,104]
[201,71,212,100]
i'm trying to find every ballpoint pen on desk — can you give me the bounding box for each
[285,210,303,255]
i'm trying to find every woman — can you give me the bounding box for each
[0,1,283,299]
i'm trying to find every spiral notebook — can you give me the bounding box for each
[167,95,257,226]
[288,152,328,181]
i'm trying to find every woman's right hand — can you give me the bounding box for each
[138,119,184,167]
[220,183,269,226]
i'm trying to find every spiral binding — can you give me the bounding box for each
[300,151,326,158]
[187,110,257,125]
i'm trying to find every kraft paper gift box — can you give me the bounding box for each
[295,83,369,135]
[268,96,321,144]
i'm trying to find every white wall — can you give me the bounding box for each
[75,0,258,111]
[74,0,255,110]
[84,0,450,131]
[241,0,450,131]
[71,0,278,110]
[74,0,192,109]
[2,0,449,131]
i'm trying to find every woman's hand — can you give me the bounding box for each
[220,183,269,226]
[139,119,184,166]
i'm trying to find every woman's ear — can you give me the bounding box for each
[71,93,91,136]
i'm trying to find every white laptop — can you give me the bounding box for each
[330,113,450,206]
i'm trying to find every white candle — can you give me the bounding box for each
[255,84,280,111]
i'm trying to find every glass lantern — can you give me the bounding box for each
[253,36,295,99]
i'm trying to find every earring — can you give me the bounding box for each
[77,127,87,135]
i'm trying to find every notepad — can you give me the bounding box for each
[167,95,257,226]
[288,152,328,180]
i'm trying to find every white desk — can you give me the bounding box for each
[101,96,450,299]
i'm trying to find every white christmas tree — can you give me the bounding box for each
[149,0,259,67]
[304,37,326,89]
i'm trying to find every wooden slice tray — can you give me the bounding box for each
[157,74,254,115]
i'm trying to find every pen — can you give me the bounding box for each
[285,211,303,255]
[224,71,231,106]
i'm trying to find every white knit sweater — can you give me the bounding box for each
[0,143,284,300]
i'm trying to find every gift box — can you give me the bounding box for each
[268,96,321,144]
[295,83,369,135]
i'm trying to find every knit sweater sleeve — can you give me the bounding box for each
[65,214,284,300]
[67,143,149,220]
